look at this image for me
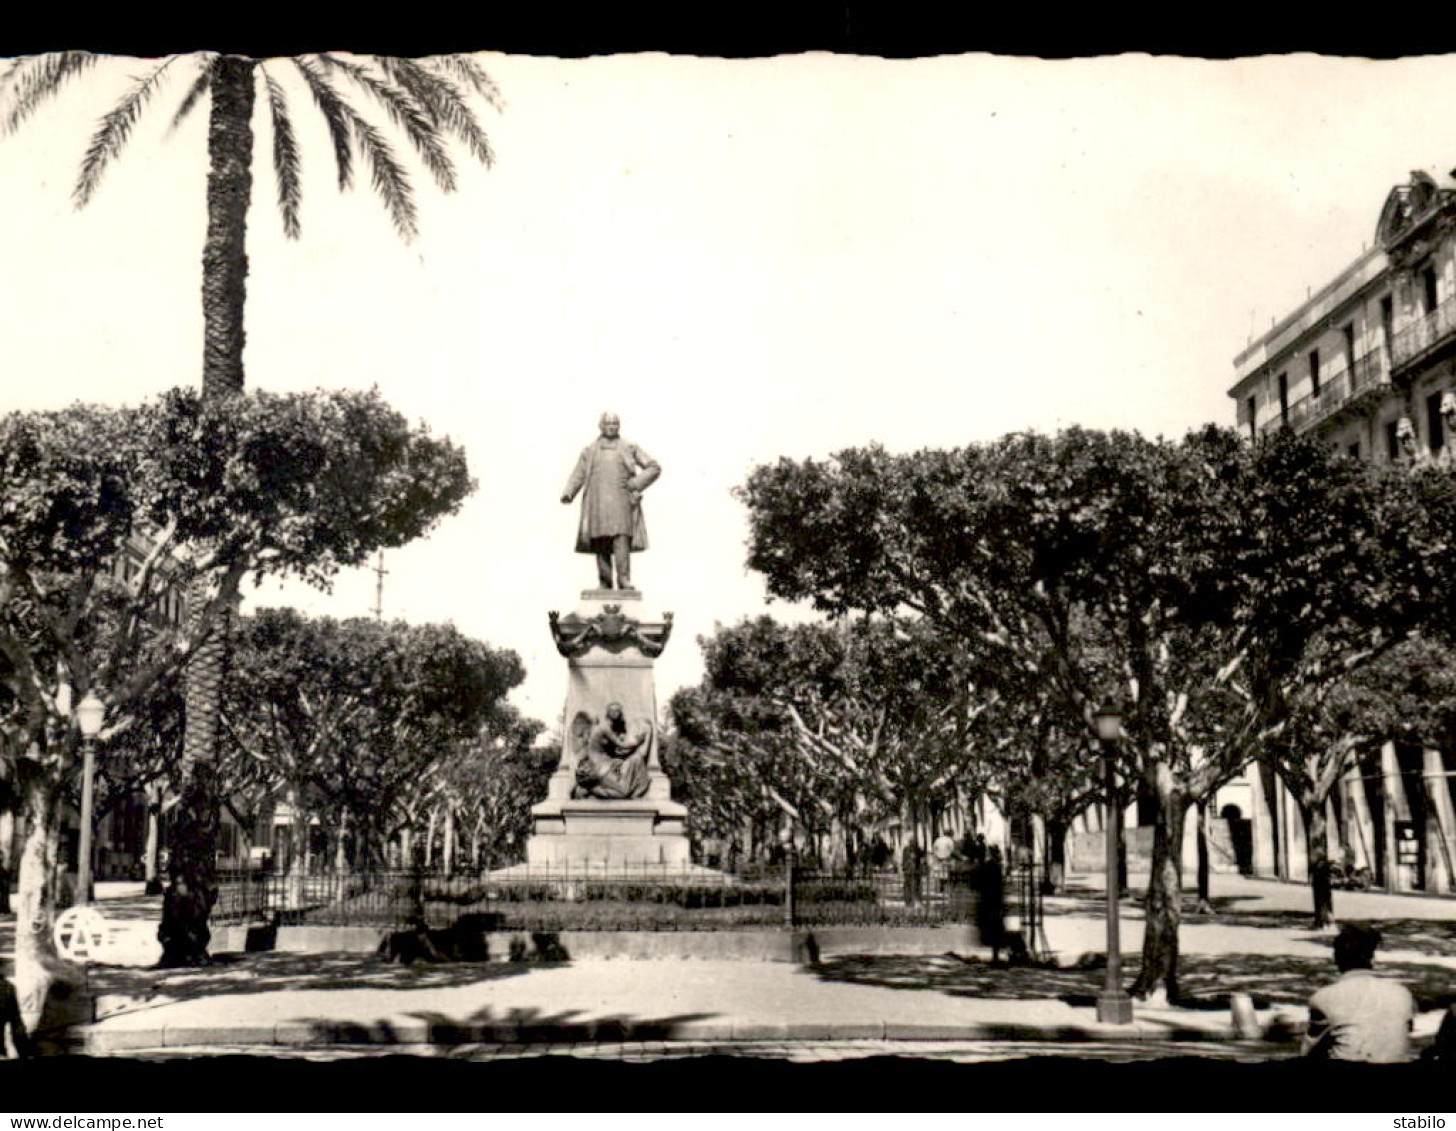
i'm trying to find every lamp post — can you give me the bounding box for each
[1094,703,1134,1024]
[74,690,105,907]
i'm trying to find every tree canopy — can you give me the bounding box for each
[224,608,528,868]
[0,385,473,1026]
[736,425,1456,994]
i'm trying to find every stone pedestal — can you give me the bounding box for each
[525,590,691,870]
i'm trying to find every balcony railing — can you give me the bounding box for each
[1258,347,1389,436]
[1390,294,1456,372]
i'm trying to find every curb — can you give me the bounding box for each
[78,1016,1299,1054]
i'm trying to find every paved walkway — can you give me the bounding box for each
[5,873,1453,1057]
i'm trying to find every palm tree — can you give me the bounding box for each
[2,50,500,965]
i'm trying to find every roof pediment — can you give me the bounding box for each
[1377,170,1452,248]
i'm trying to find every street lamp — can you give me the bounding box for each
[1094,702,1134,1024]
[74,690,105,907]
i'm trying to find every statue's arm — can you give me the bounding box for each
[620,719,654,755]
[627,444,661,493]
[562,447,589,503]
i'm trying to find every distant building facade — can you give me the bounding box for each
[1224,169,1456,895]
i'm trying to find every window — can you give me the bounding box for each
[1424,266,1440,315]
[1429,391,1446,453]
[1381,295,1395,356]
[1246,394,1257,440]
[1309,349,1321,397]
[1386,419,1401,461]
[1342,322,1356,373]
[1348,441,1362,460]
[1277,372,1289,423]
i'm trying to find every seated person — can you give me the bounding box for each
[1302,924,1414,1062]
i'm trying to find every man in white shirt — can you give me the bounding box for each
[1302,924,1415,1063]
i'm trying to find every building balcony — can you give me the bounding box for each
[1390,294,1456,375]
[1258,348,1390,436]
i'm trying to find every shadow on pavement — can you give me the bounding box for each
[88,950,542,1009]
[808,951,1456,1013]
[296,1004,722,1045]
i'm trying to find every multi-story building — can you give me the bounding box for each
[1226,168,1456,895]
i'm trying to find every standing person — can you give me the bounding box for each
[901,840,924,906]
[1302,924,1415,1062]
[0,975,34,1058]
[561,412,661,591]
[978,844,1007,964]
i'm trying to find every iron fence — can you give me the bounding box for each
[211,861,982,932]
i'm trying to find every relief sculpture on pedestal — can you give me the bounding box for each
[569,702,653,801]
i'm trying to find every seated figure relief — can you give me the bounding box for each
[570,701,652,800]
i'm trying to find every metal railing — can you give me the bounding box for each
[1391,294,1456,371]
[1258,347,1390,436]
[211,862,982,932]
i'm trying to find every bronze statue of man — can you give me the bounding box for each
[561,412,660,590]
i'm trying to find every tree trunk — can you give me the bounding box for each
[334,807,350,874]
[0,807,14,916]
[1044,816,1067,894]
[1116,812,1129,893]
[142,785,162,896]
[293,785,311,868]
[13,770,72,1033]
[1301,793,1335,929]
[1195,798,1212,909]
[442,810,455,875]
[157,756,219,968]
[1130,762,1186,1001]
[200,54,255,398]
[159,53,256,970]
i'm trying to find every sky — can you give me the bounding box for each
[5,51,1456,730]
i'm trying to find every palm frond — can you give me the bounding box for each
[0,60,21,99]
[423,54,503,112]
[75,58,178,207]
[346,113,418,240]
[166,57,215,136]
[377,56,495,169]
[291,57,353,191]
[314,54,455,193]
[263,68,302,240]
[3,50,99,136]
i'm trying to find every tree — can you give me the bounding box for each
[2,48,500,965]
[671,615,973,868]
[1271,634,1456,926]
[224,609,529,872]
[0,386,472,1026]
[737,427,1453,998]
[967,669,1104,894]
[423,711,550,870]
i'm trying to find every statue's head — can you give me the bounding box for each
[1397,416,1417,448]
[599,412,621,439]
[605,701,624,721]
[1443,390,1456,420]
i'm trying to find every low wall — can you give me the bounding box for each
[213,922,983,962]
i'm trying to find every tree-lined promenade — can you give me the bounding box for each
[10,409,1456,1032]
[674,426,1456,1000]
[6,50,1456,1055]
